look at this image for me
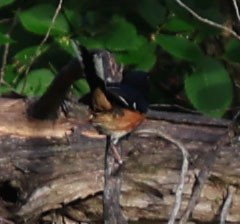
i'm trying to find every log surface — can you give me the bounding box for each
[0,98,239,224]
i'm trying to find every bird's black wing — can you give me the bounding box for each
[106,84,148,113]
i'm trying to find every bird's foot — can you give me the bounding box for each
[111,144,123,165]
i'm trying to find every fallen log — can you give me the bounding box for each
[0,97,239,224]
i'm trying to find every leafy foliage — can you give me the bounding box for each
[155,34,204,62]
[185,58,233,117]
[16,68,54,96]
[0,0,15,8]
[19,4,69,36]
[137,0,167,27]
[0,0,239,117]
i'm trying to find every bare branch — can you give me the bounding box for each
[0,217,14,224]
[38,0,63,51]
[0,36,10,83]
[24,0,63,77]
[179,129,231,223]
[179,163,212,223]
[175,0,240,41]
[0,12,18,83]
[0,18,12,24]
[220,186,235,224]
[136,128,189,224]
[233,0,240,22]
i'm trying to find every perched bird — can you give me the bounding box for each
[79,46,149,163]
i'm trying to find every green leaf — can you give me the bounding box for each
[3,65,17,84]
[55,36,74,56]
[116,38,156,71]
[18,4,69,36]
[137,0,166,27]
[155,34,204,61]
[164,16,194,32]
[185,58,233,117]
[96,16,144,51]
[14,45,49,64]
[0,32,14,44]
[165,0,220,39]
[0,85,13,95]
[74,79,90,97]
[16,69,55,96]
[77,35,105,49]
[0,0,15,8]
[224,39,240,63]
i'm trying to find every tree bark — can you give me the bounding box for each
[103,138,127,224]
[0,97,239,224]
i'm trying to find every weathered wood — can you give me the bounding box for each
[0,98,239,223]
[103,138,127,224]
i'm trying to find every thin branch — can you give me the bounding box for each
[179,156,215,224]
[0,217,14,224]
[0,18,12,24]
[23,0,63,77]
[136,128,189,224]
[0,36,10,83]
[233,0,240,22]
[0,12,18,83]
[38,0,63,51]
[220,186,235,224]
[179,168,209,224]
[175,0,240,41]
[179,131,231,223]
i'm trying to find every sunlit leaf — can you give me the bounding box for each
[3,65,17,84]
[0,0,15,8]
[14,45,49,64]
[116,38,156,71]
[74,79,90,97]
[16,69,55,96]
[0,32,14,44]
[19,4,69,36]
[185,58,233,117]
[96,16,144,51]
[0,85,13,95]
[156,34,204,61]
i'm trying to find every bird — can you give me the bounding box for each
[79,46,149,164]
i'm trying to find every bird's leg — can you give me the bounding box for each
[108,137,123,165]
[110,143,123,165]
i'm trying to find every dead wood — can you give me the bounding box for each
[0,98,239,224]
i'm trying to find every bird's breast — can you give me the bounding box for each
[91,109,145,138]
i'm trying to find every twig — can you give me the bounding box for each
[220,186,235,224]
[175,0,240,41]
[179,131,231,223]
[0,18,12,24]
[38,0,63,52]
[0,217,14,224]
[0,35,10,84]
[22,0,63,86]
[233,0,240,22]
[136,128,189,224]
[0,12,18,83]
[179,169,209,224]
